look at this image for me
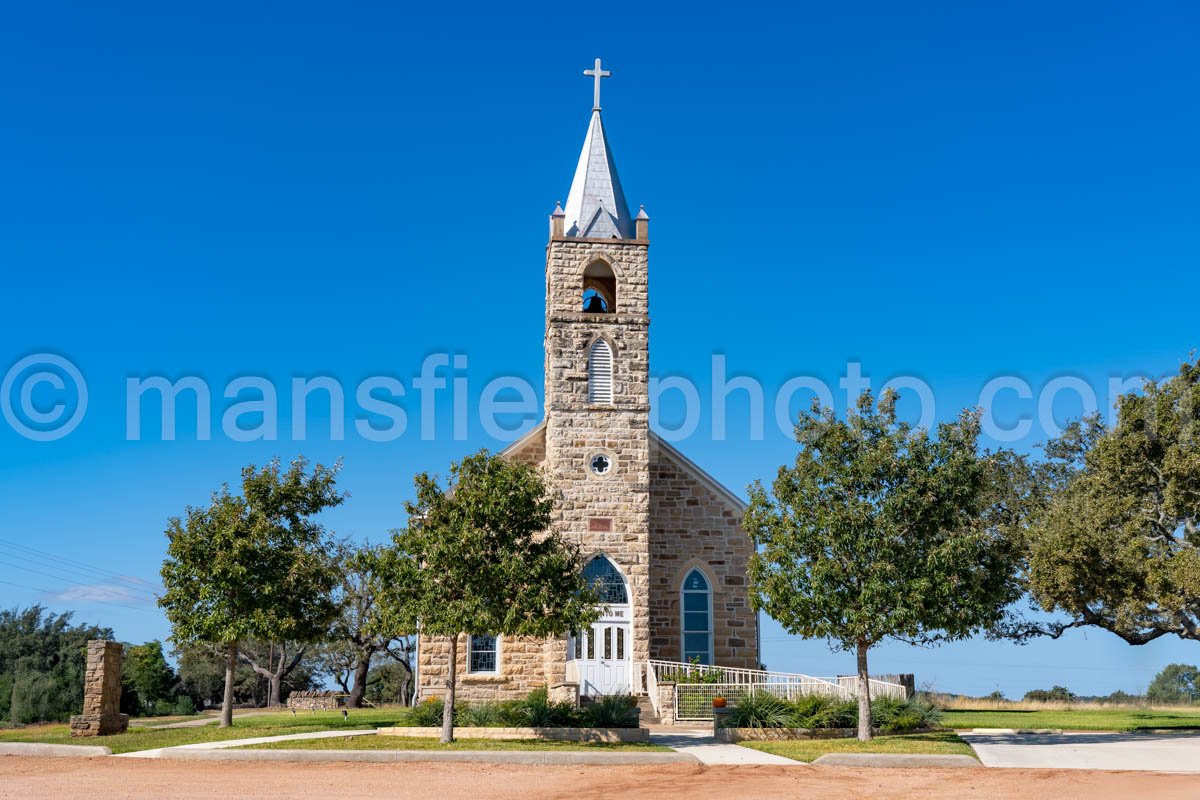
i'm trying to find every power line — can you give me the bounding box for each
[0,537,158,592]
[0,578,157,615]
[0,558,158,603]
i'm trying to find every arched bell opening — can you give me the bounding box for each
[582,261,616,313]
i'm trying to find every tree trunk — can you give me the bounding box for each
[399,659,413,706]
[220,641,237,728]
[440,634,457,744]
[268,643,282,707]
[856,640,873,742]
[348,655,371,709]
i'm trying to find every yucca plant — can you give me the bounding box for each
[721,691,792,728]
[456,701,506,727]
[871,697,941,733]
[519,686,580,727]
[583,694,639,728]
[798,698,857,729]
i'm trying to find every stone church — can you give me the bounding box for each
[416,62,759,703]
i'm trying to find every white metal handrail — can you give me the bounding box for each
[646,659,906,701]
[644,660,660,718]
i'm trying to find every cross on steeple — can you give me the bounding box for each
[583,58,611,111]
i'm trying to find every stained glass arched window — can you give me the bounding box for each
[583,555,628,605]
[681,568,713,664]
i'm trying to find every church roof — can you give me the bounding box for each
[562,109,634,239]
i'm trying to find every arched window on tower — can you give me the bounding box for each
[582,261,616,313]
[681,568,713,665]
[588,339,613,404]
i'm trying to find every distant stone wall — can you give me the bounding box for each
[286,691,343,711]
[70,640,128,737]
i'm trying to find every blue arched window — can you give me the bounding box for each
[681,569,713,665]
[583,555,627,605]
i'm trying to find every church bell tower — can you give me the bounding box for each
[543,59,653,668]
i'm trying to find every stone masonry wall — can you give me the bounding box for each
[417,634,560,702]
[70,640,128,737]
[543,237,652,673]
[648,450,760,670]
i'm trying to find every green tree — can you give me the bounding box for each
[159,458,344,727]
[237,641,316,707]
[121,640,177,716]
[363,656,416,706]
[175,641,259,708]
[371,450,600,743]
[1147,664,1200,705]
[1024,685,1074,703]
[744,391,1022,740]
[318,541,411,708]
[1013,359,1200,646]
[0,606,111,724]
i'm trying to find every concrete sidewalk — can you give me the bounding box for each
[121,728,698,765]
[648,729,801,765]
[116,728,378,758]
[961,730,1200,772]
[159,748,696,765]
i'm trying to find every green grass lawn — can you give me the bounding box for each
[243,735,669,752]
[0,709,413,755]
[740,731,976,763]
[942,707,1200,732]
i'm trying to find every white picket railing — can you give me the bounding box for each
[645,660,907,721]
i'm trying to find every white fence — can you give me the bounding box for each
[646,660,908,722]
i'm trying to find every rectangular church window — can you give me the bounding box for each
[468,635,498,674]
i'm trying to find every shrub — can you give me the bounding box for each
[718,693,936,733]
[871,696,940,733]
[172,695,197,716]
[403,698,445,727]
[518,687,579,727]
[1024,686,1074,703]
[721,692,793,728]
[582,694,639,728]
[799,698,857,729]
[456,701,513,727]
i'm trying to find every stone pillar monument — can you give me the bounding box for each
[69,640,129,737]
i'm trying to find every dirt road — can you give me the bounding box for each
[2,756,1197,800]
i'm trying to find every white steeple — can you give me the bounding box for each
[561,59,634,239]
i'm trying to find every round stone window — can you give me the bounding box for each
[589,453,613,476]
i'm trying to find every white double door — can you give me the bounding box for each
[570,614,631,696]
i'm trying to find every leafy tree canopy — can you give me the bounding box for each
[1147,663,1200,705]
[371,450,600,741]
[159,457,344,725]
[1013,358,1200,645]
[0,606,112,724]
[746,391,1022,651]
[744,391,1023,739]
[159,457,344,650]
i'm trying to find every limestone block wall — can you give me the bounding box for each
[70,640,128,737]
[544,237,652,667]
[417,634,562,702]
[648,449,760,670]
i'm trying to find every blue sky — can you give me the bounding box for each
[1,1,1198,697]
